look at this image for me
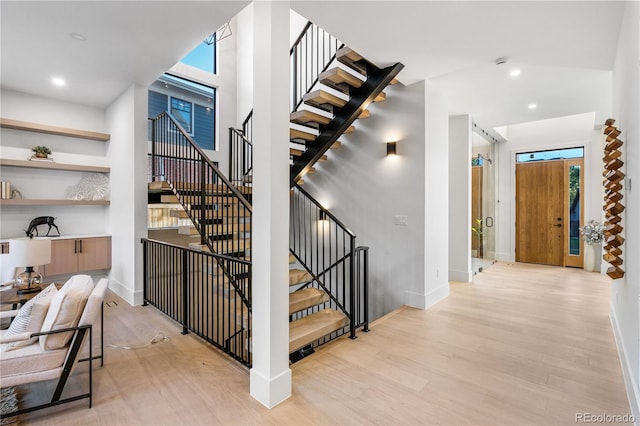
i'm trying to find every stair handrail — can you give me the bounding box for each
[241,109,253,143]
[290,181,365,339]
[150,112,253,308]
[290,21,344,112]
[228,127,253,187]
[152,112,252,213]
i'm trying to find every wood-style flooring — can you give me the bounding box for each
[17,262,631,425]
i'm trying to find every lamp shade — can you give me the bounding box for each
[10,238,51,267]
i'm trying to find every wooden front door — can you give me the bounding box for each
[516,160,565,266]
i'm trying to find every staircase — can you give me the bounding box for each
[145,20,386,366]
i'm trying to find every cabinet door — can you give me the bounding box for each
[43,239,79,277]
[77,237,111,271]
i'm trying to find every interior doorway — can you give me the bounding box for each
[471,135,496,273]
[515,148,584,267]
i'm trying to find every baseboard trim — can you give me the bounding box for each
[108,276,143,306]
[425,283,449,310]
[250,367,292,409]
[449,269,472,283]
[610,303,640,422]
[404,290,426,309]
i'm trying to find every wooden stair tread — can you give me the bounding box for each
[149,181,252,195]
[289,269,313,286]
[163,195,241,204]
[303,90,347,109]
[344,125,355,134]
[289,288,329,314]
[290,110,331,126]
[289,309,348,353]
[178,223,251,236]
[331,141,342,149]
[290,128,317,142]
[358,109,370,119]
[336,47,368,76]
[290,148,327,161]
[189,238,251,254]
[374,92,386,103]
[319,67,364,93]
[158,194,179,204]
[170,209,249,220]
[289,254,296,264]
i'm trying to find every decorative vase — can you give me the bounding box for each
[584,244,595,272]
[583,243,602,272]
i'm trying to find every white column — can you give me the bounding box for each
[106,84,148,306]
[423,82,450,309]
[250,0,292,409]
[448,114,472,282]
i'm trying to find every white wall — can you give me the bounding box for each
[236,3,254,126]
[495,112,603,262]
[106,84,148,305]
[423,82,450,308]
[448,114,472,282]
[610,1,640,419]
[236,6,313,128]
[304,81,427,320]
[168,17,238,174]
[0,89,109,280]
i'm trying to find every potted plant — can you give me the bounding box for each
[580,220,604,272]
[32,146,52,159]
[472,218,483,257]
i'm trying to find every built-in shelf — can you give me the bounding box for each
[0,118,110,142]
[0,199,110,206]
[0,159,110,173]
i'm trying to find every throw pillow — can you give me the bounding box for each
[1,283,58,350]
[39,280,93,350]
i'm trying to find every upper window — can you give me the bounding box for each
[516,147,584,163]
[180,40,216,74]
[170,97,193,134]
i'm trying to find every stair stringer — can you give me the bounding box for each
[291,62,404,183]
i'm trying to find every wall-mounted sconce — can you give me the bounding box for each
[386,141,397,156]
[319,211,327,221]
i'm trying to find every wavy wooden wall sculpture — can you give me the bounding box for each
[602,118,625,279]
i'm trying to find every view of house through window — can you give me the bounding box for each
[148,74,216,150]
[148,38,217,151]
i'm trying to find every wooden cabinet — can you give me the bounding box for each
[44,236,111,276]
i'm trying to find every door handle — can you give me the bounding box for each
[553,224,562,227]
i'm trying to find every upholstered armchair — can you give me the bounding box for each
[0,275,108,419]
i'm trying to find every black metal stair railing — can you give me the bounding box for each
[291,21,344,112]
[142,238,252,366]
[241,109,253,145]
[229,128,253,188]
[289,182,369,342]
[149,111,252,313]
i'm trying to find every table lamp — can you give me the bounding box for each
[10,237,52,294]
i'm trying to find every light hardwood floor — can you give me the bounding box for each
[18,262,631,425]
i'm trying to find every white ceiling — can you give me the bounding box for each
[0,1,627,130]
[0,1,250,108]
[292,1,626,129]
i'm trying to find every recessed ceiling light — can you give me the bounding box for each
[52,77,66,87]
[510,69,521,77]
[69,33,87,41]
[528,103,537,109]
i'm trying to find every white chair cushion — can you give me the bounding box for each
[39,276,94,350]
[0,331,67,382]
[1,284,57,350]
